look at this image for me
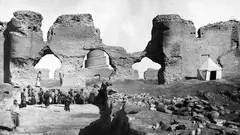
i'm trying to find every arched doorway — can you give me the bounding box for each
[132,57,161,79]
[34,54,62,79]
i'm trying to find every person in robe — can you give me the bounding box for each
[20,90,27,108]
[34,90,39,104]
[57,89,63,104]
[88,91,96,104]
[43,90,50,107]
[59,73,64,86]
[36,71,42,87]
[10,99,20,130]
[38,88,44,104]
[49,90,53,104]
[54,89,59,104]
[64,95,71,111]
[23,88,29,104]
[68,89,74,104]
[31,92,36,105]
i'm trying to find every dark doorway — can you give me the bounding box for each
[210,71,217,80]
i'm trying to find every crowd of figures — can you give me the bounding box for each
[20,85,100,112]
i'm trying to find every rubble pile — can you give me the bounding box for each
[107,91,240,134]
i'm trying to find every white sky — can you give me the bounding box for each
[0,0,239,78]
[34,54,61,79]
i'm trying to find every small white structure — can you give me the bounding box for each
[197,57,222,81]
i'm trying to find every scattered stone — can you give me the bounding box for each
[210,111,220,119]
[228,125,238,129]
[190,130,196,135]
[206,122,222,130]
[167,124,178,131]
[175,125,186,130]
[155,104,165,112]
[152,122,160,130]
[160,122,171,131]
[215,119,226,127]
[225,121,240,127]
[164,106,173,114]
[210,105,218,111]
[196,128,201,135]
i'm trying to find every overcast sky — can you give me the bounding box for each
[0,0,238,78]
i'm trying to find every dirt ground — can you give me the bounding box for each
[0,104,99,135]
[0,76,240,135]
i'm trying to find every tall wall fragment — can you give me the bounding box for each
[145,15,240,84]
[4,10,47,85]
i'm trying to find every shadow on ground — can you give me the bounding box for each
[78,103,144,135]
[0,126,12,132]
[78,82,144,135]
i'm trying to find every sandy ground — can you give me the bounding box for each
[1,76,240,135]
[0,104,100,135]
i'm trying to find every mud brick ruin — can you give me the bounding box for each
[0,11,239,86]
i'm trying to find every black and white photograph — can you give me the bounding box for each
[0,0,240,134]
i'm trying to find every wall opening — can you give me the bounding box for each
[132,57,161,79]
[210,71,217,80]
[82,50,113,69]
[34,54,62,79]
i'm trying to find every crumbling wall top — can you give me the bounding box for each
[13,10,43,27]
[53,14,94,26]
[153,14,194,27]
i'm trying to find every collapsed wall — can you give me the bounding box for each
[2,11,239,86]
[3,10,48,85]
[145,15,240,84]
[47,14,144,87]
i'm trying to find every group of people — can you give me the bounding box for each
[12,86,97,131]
[9,81,111,131]
[9,71,108,131]
[20,86,98,110]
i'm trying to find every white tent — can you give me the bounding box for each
[197,57,222,81]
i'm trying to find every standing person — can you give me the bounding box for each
[88,91,96,104]
[36,71,42,87]
[31,93,36,105]
[10,99,20,131]
[38,88,44,104]
[59,73,64,86]
[20,90,27,108]
[49,90,53,104]
[23,88,29,104]
[34,90,39,104]
[79,89,85,104]
[43,90,50,107]
[54,89,59,104]
[68,89,74,104]
[64,95,71,112]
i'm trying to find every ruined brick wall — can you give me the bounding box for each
[48,14,144,87]
[3,10,46,85]
[145,15,240,84]
[0,22,7,83]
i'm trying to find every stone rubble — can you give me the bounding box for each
[107,90,240,134]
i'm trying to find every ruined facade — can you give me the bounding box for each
[145,15,240,84]
[0,11,239,86]
[1,10,143,86]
